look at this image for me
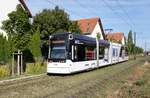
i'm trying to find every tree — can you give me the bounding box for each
[33,6,81,43]
[127,30,134,54]
[69,21,81,33]
[1,4,32,52]
[28,27,42,62]
[33,6,81,59]
[33,6,70,41]
[135,46,144,54]
[0,34,9,64]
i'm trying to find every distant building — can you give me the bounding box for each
[106,32,126,45]
[77,17,105,40]
[144,51,150,56]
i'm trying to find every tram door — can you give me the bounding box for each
[74,45,85,61]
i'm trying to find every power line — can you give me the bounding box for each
[114,0,135,29]
[45,0,134,29]
[101,0,133,29]
[73,0,125,31]
[45,0,84,18]
[73,0,97,16]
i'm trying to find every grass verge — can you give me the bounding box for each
[26,62,46,74]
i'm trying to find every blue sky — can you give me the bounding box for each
[25,0,150,50]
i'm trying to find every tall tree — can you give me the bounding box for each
[28,27,42,62]
[33,6,81,59]
[33,6,70,42]
[1,4,32,52]
[127,30,134,54]
[69,21,81,33]
[33,6,81,43]
[0,34,9,64]
[135,46,143,54]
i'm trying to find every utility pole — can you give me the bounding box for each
[21,52,23,74]
[145,40,146,52]
[12,51,23,76]
[134,32,136,59]
[17,50,20,75]
[12,53,14,76]
[96,33,101,67]
[104,29,113,34]
[96,38,99,67]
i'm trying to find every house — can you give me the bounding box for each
[77,17,105,40]
[0,0,20,36]
[106,32,126,45]
[0,0,31,37]
[19,0,32,17]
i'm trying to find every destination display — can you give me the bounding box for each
[51,40,65,44]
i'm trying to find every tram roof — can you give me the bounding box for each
[73,33,109,46]
[50,32,110,46]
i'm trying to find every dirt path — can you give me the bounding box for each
[0,57,149,98]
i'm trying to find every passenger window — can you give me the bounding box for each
[85,47,96,60]
[113,48,116,57]
[99,47,105,59]
[74,45,85,61]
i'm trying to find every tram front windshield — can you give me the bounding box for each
[50,40,66,60]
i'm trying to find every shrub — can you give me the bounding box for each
[0,65,10,78]
[26,62,46,74]
[133,79,145,86]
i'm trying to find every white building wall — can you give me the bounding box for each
[0,0,19,37]
[122,37,125,45]
[89,22,104,40]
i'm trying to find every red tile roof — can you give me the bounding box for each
[76,17,105,39]
[106,32,125,42]
[77,17,99,34]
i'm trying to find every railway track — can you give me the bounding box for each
[0,56,149,98]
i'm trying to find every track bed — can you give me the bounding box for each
[0,56,149,98]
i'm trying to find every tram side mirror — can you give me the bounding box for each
[69,34,73,40]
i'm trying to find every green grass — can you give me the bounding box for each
[0,56,149,98]
[0,61,46,80]
[0,65,10,78]
[26,62,46,74]
[126,66,150,98]
[107,58,150,98]
[133,79,146,86]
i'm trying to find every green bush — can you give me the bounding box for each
[133,79,146,86]
[0,65,10,78]
[26,62,46,74]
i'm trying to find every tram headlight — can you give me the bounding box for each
[48,59,52,63]
[69,34,73,40]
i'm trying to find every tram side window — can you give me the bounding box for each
[112,48,116,57]
[125,48,128,56]
[116,49,118,57]
[112,48,119,57]
[85,47,96,60]
[99,47,105,59]
[119,47,123,57]
[73,45,105,61]
[104,48,109,60]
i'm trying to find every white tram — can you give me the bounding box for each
[47,33,128,74]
